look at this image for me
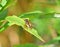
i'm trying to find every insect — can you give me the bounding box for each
[24,19,32,29]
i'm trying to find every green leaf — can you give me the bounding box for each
[19,11,55,36]
[6,15,45,42]
[0,0,7,11]
[0,0,16,12]
[0,9,8,20]
[0,0,7,6]
[6,15,25,26]
[19,11,43,20]
[19,11,55,19]
[13,43,38,47]
[0,21,9,32]
[42,7,55,14]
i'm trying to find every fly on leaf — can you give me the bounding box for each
[24,19,32,29]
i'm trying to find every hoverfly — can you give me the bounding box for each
[24,19,32,29]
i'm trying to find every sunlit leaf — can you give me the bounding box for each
[0,0,7,6]
[0,0,16,12]
[6,15,45,42]
[0,0,7,11]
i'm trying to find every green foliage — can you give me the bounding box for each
[0,0,60,46]
[42,7,55,14]
[13,43,38,47]
[19,11,60,44]
[5,15,45,42]
[0,0,8,12]
[0,0,16,12]
[19,11,43,19]
[0,9,8,32]
[53,18,60,35]
[13,43,56,47]
[54,36,60,41]
[56,0,60,6]
[0,21,9,32]
[45,36,60,45]
[0,9,8,20]
[19,11,55,36]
